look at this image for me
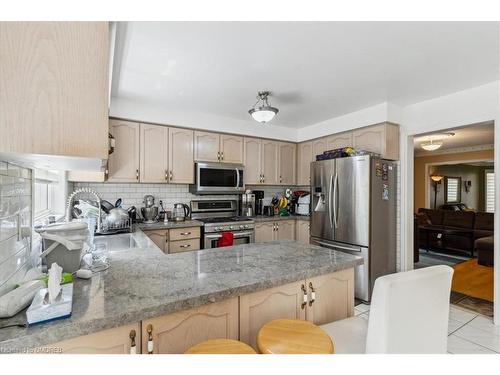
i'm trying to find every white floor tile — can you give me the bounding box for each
[453,324,500,352]
[449,305,478,324]
[354,303,370,315]
[466,316,500,336]
[447,335,497,354]
[448,318,467,335]
[358,312,369,321]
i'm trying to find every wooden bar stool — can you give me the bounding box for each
[185,339,257,354]
[257,319,334,354]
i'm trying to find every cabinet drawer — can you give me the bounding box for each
[169,227,200,241]
[169,238,200,253]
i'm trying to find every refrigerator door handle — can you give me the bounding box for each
[333,172,338,228]
[313,239,362,252]
[328,174,334,229]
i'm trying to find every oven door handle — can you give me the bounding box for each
[205,231,254,239]
[235,167,240,189]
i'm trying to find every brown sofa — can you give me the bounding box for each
[475,236,494,266]
[417,208,493,258]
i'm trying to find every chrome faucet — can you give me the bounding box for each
[66,187,102,233]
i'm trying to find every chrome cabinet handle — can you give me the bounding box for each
[180,232,191,236]
[136,169,139,181]
[301,284,308,309]
[262,174,265,183]
[169,171,173,181]
[129,330,137,354]
[180,244,191,248]
[308,282,316,307]
[217,151,220,161]
[146,324,154,354]
[165,170,168,182]
[221,152,224,160]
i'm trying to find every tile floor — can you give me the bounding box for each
[354,303,500,354]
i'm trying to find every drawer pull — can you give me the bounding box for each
[129,329,137,354]
[180,232,192,236]
[147,324,154,354]
[309,282,316,306]
[301,284,308,309]
[180,244,191,248]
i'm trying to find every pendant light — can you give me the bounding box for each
[248,91,279,123]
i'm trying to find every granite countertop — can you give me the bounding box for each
[0,232,361,351]
[253,214,310,222]
[135,219,203,231]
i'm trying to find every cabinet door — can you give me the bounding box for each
[142,298,239,354]
[327,132,353,150]
[0,22,109,159]
[297,141,313,186]
[306,268,354,325]
[220,134,243,164]
[276,220,295,241]
[352,124,386,155]
[255,222,275,242]
[108,120,140,182]
[139,124,169,183]
[312,138,327,159]
[261,140,279,185]
[143,230,168,253]
[194,131,220,162]
[169,128,194,184]
[240,281,306,349]
[50,323,140,354]
[295,220,310,244]
[243,138,262,184]
[278,142,296,185]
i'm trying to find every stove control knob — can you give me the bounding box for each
[239,225,244,230]
[214,227,220,231]
[244,225,249,229]
[229,226,234,230]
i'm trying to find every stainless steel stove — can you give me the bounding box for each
[191,200,255,248]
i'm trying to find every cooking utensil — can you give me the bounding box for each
[100,200,114,214]
[115,198,123,207]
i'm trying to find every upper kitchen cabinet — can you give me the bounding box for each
[327,132,353,150]
[312,138,327,160]
[219,134,244,164]
[261,140,280,185]
[243,137,262,185]
[297,141,313,186]
[0,22,109,160]
[140,124,169,183]
[194,131,243,164]
[108,120,140,182]
[278,142,296,185]
[168,127,194,184]
[194,131,220,162]
[353,123,400,160]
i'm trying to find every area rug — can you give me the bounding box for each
[451,259,493,303]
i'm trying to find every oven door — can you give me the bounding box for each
[204,231,255,249]
[191,162,245,194]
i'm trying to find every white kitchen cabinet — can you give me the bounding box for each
[278,142,296,185]
[140,124,169,183]
[297,141,313,186]
[295,220,310,244]
[352,122,399,160]
[243,137,263,184]
[194,131,220,162]
[168,127,194,184]
[312,138,327,159]
[220,134,244,164]
[254,220,295,242]
[261,140,280,185]
[0,22,109,161]
[327,132,353,150]
[108,120,140,183]
[276,220,296,241]
[254,222,275,242]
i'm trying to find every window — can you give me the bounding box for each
[34,169,66,222]
[485,170,495,213]
[444,176,461,204]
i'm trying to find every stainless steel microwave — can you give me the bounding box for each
[189,162,245,194]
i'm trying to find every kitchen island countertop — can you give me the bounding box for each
[0,231,361,352]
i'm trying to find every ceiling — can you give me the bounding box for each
[414,121,494,155]
[111,22,499,129]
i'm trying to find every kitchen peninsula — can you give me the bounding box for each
[0,231,362,354]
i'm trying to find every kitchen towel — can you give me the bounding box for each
[218,232,234,247]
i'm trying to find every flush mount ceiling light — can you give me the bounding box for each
[248,91,279,123]
[419,132,455,151]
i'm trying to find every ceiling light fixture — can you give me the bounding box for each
[248,91,279,123]
[419,132,455,151]
[421,140,444,151]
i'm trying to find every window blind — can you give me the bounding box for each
[485,171,495,213]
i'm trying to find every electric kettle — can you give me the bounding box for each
[172,203,191,222]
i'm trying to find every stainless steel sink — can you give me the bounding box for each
[93,235,138,252]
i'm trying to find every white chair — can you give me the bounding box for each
[320,265,453,354]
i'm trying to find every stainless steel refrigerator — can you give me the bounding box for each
[310,155,397,302]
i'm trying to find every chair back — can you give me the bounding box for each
[365,265,453,354]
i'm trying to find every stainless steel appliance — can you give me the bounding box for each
[253,190,265,215]
[173,203,190,222]
[190,162,244,194]
[310,155,397,302]
[141,195,158,223]
[239,193,255,217]
[191,200,255,249]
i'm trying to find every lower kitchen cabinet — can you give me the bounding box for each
[239,281,306,349]
[254,222,275,242]
[295,220,310,244]
[141,298,239,354]
[305,268,354,325]
[48,323,140,354]
[239,268,354,349]
[276,220,295,240]
[143,227,200,254]
[255,220,295,242]
[143,229,168,253]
